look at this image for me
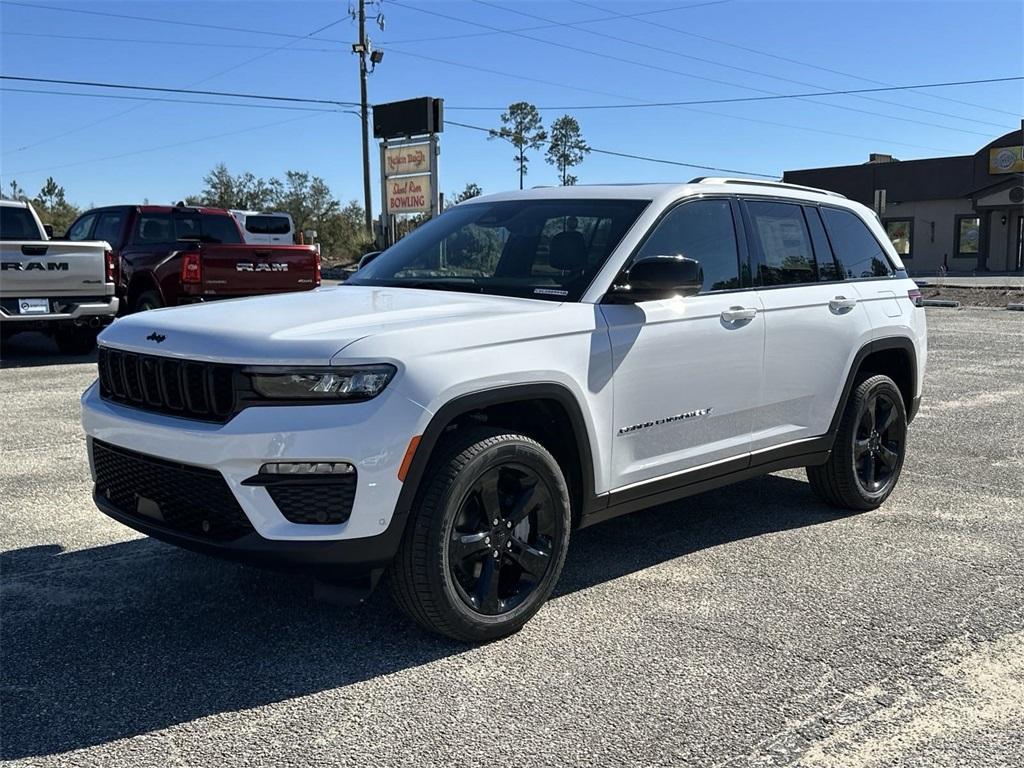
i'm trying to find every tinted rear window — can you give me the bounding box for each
[244,215,291,235]
[201,214,242,244]
[133,212,242,244]
[821,207,893,279]
[0,206,42,240]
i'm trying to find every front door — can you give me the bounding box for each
[602,197,763,491]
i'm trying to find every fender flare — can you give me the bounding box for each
[393,382,600,520]
[828,336,918,438]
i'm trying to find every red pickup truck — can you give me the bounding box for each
[65,205,320,314]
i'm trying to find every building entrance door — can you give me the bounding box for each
[1016,214,1023,272]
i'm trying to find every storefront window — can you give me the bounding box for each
[885,219,913,257]
[956,216,981,257]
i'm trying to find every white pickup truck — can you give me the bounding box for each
[1,199,118,354]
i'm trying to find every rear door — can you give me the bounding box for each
[743,199,874,452]
[602,197,764,490]
[191,213,318,296]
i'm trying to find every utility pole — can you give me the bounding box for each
[356,0,373,235]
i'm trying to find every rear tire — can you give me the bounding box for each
[808,374,907,511]
[389,427,572,642]
[133,290,163,313]
[54,326,98,355]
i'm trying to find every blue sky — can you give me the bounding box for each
[1,0,1022,210]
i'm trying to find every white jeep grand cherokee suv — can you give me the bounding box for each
[82,179,927,641]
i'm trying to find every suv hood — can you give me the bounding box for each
[98,285,561,364]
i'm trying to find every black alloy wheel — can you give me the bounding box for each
[852,389,905,494]
[389,428,572,642]
[807,374,908,511]
[447,463,557,616]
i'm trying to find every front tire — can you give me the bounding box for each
[808,374,907,511]
[389,428,572,642]
[54,326,98,355]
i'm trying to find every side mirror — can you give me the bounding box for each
[357,250,382,270]
[43,224,54,239]
[614,255,702,301]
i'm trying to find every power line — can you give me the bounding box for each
[445,119,778,179]
[2,112,332,178]
[442,76,1024,112]
[378,51,959,154]
[13,72,1014,124]
[0,30,341,53]
[380,0,732,44]
[0,75,359,108]
[466,0,1004,135]
[1,1,341,43]
[571,0,1022,119]
[0,87,350,113]
[1,17,354,157]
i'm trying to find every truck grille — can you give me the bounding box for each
[267,478,357,525]
[98,347,237,422]
[92,440,254,541]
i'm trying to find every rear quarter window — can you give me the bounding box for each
[200,214,242,244]
[821,207,893,279]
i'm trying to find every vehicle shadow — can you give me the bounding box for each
[1,474,843,760]
[0,332,97,369]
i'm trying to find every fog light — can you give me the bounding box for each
[260,462,355,475]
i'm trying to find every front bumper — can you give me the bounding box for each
[93,490,406,574]
[81,380,431,568]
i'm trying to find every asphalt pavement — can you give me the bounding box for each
[2,309,1022,767]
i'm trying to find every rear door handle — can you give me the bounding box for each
[721,306,757,323]
[829,296,858,311]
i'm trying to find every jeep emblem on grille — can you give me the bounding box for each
[146,332,166,343]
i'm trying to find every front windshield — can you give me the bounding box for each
[347,198,649,301]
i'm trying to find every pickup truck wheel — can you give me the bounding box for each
[389,427,571,642]
[807,374,907,511]
[54,326,98,355]
[133,290,163,313]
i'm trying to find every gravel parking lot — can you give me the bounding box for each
[2,308,1022,768]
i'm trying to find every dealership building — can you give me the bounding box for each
[783,128,1024,275]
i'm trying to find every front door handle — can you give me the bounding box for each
[829,296,858,312]
[721,306,757,323]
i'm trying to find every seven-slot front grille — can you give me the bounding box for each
[266,477,357,525]
[98,347,237,422]
[92,439,254,541]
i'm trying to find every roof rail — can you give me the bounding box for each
[688,177,846,198]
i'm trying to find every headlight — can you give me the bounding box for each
[249,364,396,401]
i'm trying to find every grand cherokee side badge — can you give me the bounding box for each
[146,332,166,343]
[617,407,713,435]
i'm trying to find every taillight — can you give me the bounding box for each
[908,288,923,307]
[314,248,322,285]
[180,251,202,284]
[104,249,117,284]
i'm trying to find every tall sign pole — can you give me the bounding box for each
[357,0,373,235]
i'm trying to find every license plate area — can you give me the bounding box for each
[17,298,49,315]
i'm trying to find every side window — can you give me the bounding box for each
[635,199,741,292]
[821,207,893,279]
[93,212,125,246]
[200,214,243,244]
[66,213,97,241]
[804,206,842,282]
[133,213,173,244]
[745,201,817,286]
